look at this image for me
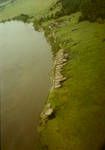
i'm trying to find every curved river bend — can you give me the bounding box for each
[0,21,52,150]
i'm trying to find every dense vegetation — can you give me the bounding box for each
[61,0,81,14]
[81,0,105,21]
[61,0,105,21]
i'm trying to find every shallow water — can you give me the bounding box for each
[0,21,52,150]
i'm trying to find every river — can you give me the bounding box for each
[0,21,52,150]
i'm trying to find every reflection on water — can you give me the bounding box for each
[0,21,52,150]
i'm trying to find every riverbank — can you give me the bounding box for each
[36,11,105,150]
[0,1,105,150]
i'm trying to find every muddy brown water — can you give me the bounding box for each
[0,21,52,150]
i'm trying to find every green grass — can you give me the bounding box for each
[0,0,57,20]
[40,13,105,150]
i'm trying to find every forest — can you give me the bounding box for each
[62,0,105,21]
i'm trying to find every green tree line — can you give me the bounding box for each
[61,0,105,21]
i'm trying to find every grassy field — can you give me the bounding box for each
[0,0,57,20]
[0,1,105,150]
[39,13,105,150]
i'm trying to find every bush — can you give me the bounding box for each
[13,14,30,22]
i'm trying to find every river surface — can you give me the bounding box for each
[0,21,52,150]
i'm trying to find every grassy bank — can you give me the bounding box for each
[38,12,105,150]
[0,1,105,150]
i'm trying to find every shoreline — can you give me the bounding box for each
[39,48,68,126]
[35,12,105,150]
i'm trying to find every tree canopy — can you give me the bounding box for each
[61,0,105,20]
